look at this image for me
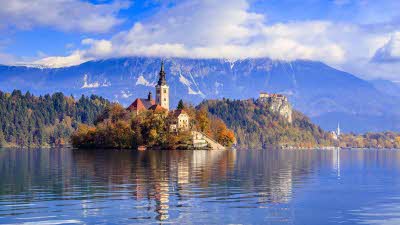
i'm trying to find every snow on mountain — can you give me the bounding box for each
[1,56,400,133]
[81,74,111,89]
[136,75,154,87]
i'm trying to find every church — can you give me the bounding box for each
[127,61,190,131]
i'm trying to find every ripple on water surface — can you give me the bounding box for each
[1,148,400,224]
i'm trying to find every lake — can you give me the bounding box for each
[0,148,400,224]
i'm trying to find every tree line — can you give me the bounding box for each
[0,90,109,148]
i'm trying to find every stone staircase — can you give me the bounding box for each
[191,131,226,150]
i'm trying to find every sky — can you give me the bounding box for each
[1,0,400,81]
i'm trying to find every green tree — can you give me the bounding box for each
[177,99,184,110]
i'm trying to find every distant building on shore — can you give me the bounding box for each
[330,123,341,140]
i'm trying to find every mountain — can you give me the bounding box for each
[0,57,399,133]
[370,79,400,98]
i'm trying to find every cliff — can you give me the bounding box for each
[199,98,333,149]
[258,93,293,123]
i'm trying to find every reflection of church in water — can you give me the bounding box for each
[131,150,237,221]
[70,150,325,222]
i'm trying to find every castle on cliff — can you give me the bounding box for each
[258,92,293,123]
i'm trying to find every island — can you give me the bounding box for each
[71,62,235,150]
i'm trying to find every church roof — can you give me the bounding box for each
[148,104,167,112]
[127,98,156,112]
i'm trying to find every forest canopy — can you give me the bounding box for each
[71,102,235,149]
[2,89,399,149]
[198,98,334,149]
[0,90,109,147]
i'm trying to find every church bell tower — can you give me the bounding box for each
[155,61,169,111]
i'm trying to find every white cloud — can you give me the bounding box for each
[372,32,400,63]
[0,0,129,33]
[29,0,400,81]
[82,39,113,57]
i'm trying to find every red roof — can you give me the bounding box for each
[148,104,167,112]
[127,98,156,112]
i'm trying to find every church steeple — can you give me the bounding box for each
[155,60,169,111]
[158,60,167,86]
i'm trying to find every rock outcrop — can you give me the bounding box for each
[258,93,293,123]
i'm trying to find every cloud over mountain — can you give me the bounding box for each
[0,0,130,33]
[9,0,400,81]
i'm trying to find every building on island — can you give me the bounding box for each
[169,109,190,133]
[127,61,170,114]
[156,61,170,111]
[127,92,156,114]
[127,61,191,134]
[125,61,226,150]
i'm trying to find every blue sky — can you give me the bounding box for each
[1,0,400,81]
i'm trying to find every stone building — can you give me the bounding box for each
[169,109,190,132]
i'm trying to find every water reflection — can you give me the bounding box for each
[1,149,400,224]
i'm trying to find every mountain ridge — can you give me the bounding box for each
[0,56,399,133]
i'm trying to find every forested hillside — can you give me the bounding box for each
[0,90,109,147]
[199,99,334,149]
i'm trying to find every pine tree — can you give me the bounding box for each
[0,89,109,147]
[177,99,184,110]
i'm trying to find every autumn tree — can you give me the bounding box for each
[195,107,210,133]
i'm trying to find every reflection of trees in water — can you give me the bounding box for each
[0,148,74,197]
[3,149,400,221]
[232,149,317,204]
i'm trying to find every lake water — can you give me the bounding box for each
[0,149,400,224]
